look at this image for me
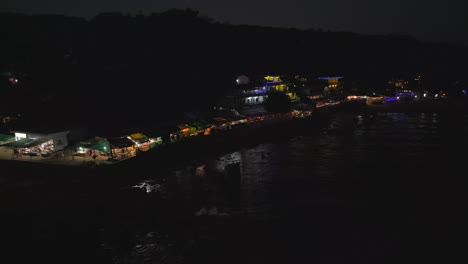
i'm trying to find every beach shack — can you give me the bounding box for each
[127,133,152,152]
[0,134,14,146]
[75,137,111,157]
[211,117,230,131]
[7,128,71,156]
[191,120,213,136]
[169,124,197,142]
[108,137,136,160]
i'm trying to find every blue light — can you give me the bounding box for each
[384,97,398,102]
[395,92,414,97]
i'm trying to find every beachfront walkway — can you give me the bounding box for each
[0,107,317,167]
[0,146,115,167]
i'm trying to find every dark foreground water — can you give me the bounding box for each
[2,109,467,264]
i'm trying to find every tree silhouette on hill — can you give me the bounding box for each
[0,9,466,125]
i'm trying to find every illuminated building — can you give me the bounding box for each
[388,76,424,98]
[219,75,270,110]
[318,76,344,93]
[389,79,409,89]
[366,96,384,105]
[75,137,111,156]
[264,75,300,102]
[127,133,152,151]
[318,76,343,87]
[218,75,302,112]
[107,137,137,160]
[6,128,71,156]
[0,133,15,146]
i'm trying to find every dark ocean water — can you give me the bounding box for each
[2,110,467,264]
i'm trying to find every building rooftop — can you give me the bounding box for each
[107,137,135,148]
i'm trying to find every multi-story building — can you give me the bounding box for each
[218,74,301,111]
[388,76,423,98]
[317,76,344,94]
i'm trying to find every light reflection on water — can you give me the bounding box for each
[132,180,163,194]
[16,110,462,264]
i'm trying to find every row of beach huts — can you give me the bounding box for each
[0,109,312,165]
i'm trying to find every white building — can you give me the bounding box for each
[12,129,71,152]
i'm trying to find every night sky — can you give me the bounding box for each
[2,0,468,45]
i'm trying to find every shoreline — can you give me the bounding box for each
[364,99,466,113]
[0,100,460,175]
[0,108,336,182]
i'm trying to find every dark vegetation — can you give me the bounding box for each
[265,92,291,113]
[0,9,467,130]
